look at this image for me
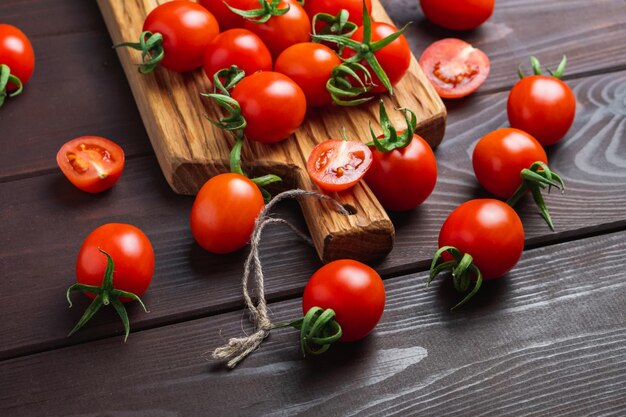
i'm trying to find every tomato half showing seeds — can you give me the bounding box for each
[302,259,385,342]
[305,0,373,27]
[190,173,264,254]
[275,42,341,107]
[231,71,307,143]
[0,24,35,90]
[419,38,490,99]
[307,139,373,192]
[56,136,125,193]
[420,0,494,31]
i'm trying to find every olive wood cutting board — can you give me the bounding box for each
[97,0,447,262]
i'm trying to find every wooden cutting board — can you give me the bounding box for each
[97,0,447,263]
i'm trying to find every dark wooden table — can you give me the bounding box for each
[2,1,626,416]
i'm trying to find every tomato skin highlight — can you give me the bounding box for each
[439,199,524,280]
[203,29,273,81]
[419,38,490,99]
[307,139,373,192]
[56,136,125,193]
[507,75,576,146]
[420,0,494,31]
[231,71,306,143]
[0,24,35,90]
[191,173,264,254]
[473,128,548,199]
[304,0,373,27]
[199,0,255,30]
[77,224,154,300]
[143,1,220,72]
[302,260,385,342]
[275,43,341,107]
[366,133,437,211]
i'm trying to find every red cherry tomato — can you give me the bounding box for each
[0,24,35,90]
[307,139,373,192]
[343,22,411,93]
[365,133,437,211]
[199,0,255,30]
[244,0,311,57]
[231,71,306,143]
[419,38,490,99]
[439,199,524,279]
[302,260,385,342]
[305,0,373,27]
[191,173,264,254]
[56,136,125,193]
[420,0,494,31]
[473,128,548,199]
[143,1,220,72]
[275,42,341,107]
[508,75,576,146]
[203,29,272,81]
[76,224,154,300]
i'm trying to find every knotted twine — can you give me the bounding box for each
[212,189,350,368]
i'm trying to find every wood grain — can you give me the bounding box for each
[1,231,625,417]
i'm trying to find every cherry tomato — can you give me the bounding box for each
[56,136,125,193]
[473,128,548,199]
[305,0,373,27]
[507,75,576,146]
[203,29,272,81]
[365,133,437,211]
[307,139,373,192]
[420,0,494,31]
[199,0,255,30]
[439,199,524,279]
[0,24,35,90]
[342,22,411,93]
[191,173,264,254]
[419,38,490,99]
[302,260,385,342]
[77,223,154,300]
[275,42,341,107]
[143,1,220,72]
[244,0,311,58]
[231,71,306,143]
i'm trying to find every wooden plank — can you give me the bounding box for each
[1,231,625,417]
[1,70,625,360]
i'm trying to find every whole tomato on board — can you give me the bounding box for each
[275,42,341,107]
[56,136,125,193]
[307,138,373,192]
[116,1,220,73]
[429,199,524,308]
[199,0,255,30]
[420,0,495,31]
[419,38,490,99]
[508,56,576,146]
[67,223,154,340]
[305,0,372,27]
[0,24,35,106]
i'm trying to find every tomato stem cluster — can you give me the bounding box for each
[0,64,24,108]
[428,246,484,310]
[518,55,567,80]
[114,31,165,74]
[367,99,417,152]
[272,307,343,356]
[312,10,358,41]
[66,249,148,341]
[227,0,290,23]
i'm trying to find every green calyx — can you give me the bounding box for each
[273,307,343,356]
[366,99,417,152]
[326,61,374,106]
[0,64,24,108]
[66,248,148,341]
[427,246,484,310]
[312,10,358,41]
[507,161,565,231]
[518,55,567,80]
[227,0,290,24]
[113,31,165,74]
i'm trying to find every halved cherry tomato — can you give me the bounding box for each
[199,0,255,30]
[307,139,373,192]
[231,71,306,143]
[302,259,385,342]
[56,136,125,193]
[203,29,273,81]
[305,0,372,27]
[420,0,494,31]
[0,24,35,91]
[275,42,341,107]
[190,173,264,254]
[419,38,490,99]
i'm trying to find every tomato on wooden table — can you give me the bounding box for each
[203,29,272,81]
[56,136,125,193]
[420,0,494,31]
[307,139,373,192]
[305,0,372,27]
[0,24,35,105]
[199,0,255,30]
[419,38,490,99]
[302,260,385,342]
